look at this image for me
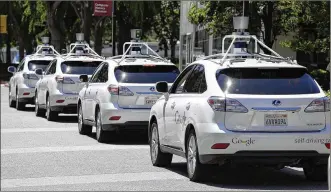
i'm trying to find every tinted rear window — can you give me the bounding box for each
[216,68,320,95]
[114,65,180,83]
[28,60,51,71]
[61,61,102,75]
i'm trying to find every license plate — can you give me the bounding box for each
[264,114,288,126]
[65,96,78,101]
[145,96,158,105]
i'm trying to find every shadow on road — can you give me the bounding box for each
[164,162,327,190]
[87,130,149,145]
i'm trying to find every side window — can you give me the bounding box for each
[46,60,57,75]
[17,59,25,72]
[89,63,104,83]
[185,65,207,93]
[96,63,108,83]
[170,65,196,94]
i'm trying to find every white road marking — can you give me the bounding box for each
[1,127,78,133]
[1,145,149,155]
[1,171,187,188]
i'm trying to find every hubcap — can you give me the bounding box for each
[187,135,197,175]
[151,125,159,163]
[96,112,101,138]
[46,99,50,118]
[35,95,38,113]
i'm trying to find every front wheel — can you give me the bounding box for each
[78,104,92,135]
[150,122,173,167]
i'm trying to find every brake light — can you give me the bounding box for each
[211,143,230,149]
[107,85,134,96]
[109,116,121,120]
[55,76,75,84]
[207,96,248,113]
[23,73,39,80]
[325,143,330,149]
[304,97,330,112]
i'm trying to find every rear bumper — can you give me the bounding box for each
[17,87,35,100]
[194,122,330,163]
[100,103,150,130]
[51,104,77,114]
[50,93,78,107]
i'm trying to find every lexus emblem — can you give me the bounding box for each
[272,100,281,106]
[150,87,155,92]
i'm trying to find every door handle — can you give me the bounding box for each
[186,102,191,110]
[171,102,176,109]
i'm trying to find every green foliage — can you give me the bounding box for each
[310,69,330,91]
[324,90,330,97]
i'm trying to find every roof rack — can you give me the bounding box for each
[63,33,105,60]
[31,37,61,57]
[199,17,297,65]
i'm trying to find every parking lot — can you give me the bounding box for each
[0,86,328,191]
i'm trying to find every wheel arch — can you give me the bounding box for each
[148,115,157,144]
[184,123,196,154]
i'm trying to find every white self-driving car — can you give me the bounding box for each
[34,35,105,121]
[77,41,180,143]
[7,39,61,110]
[148,18,330,182]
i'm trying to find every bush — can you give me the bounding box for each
[310,69,330,90]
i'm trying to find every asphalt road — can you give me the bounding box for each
[0,86,328,191]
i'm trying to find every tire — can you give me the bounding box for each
[8,87,15,108]
[186,130,208,182]
[15,90,25,110]
[46,96,58,121]
[95,109,116,143]
[304,162,327,181]
[35,92,45,117]
[150,122,173,167]
[78,104,92,135]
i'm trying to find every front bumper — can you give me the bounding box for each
[100,103,150,131]
[195,123,330,164]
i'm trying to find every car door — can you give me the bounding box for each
[174,65,207,149]
[12,59,25,96]
[84,63,105,121]
[40,60,57,104]
[162,65,196,148]
[36,61,52,104]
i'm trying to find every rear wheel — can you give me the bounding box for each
[8,87,15,108]
[95,109,116,143]
[46,96,58,121]
[150,122,173,167]
[15,90,25,110]
[304,162,327,181]
[186,131,208,182]
[78,104,92,135]
[35,92,45,117]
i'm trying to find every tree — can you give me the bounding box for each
[188,1,291,54]
[152,1,180,61]
[70,1,93,44]
[279,1,330,63]
[45,1,65,51]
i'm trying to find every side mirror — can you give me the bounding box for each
[156,81,168,93]
[79,74,88,83]
[7,66,16,74]
[35,68,43,75]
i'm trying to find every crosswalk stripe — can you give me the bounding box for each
[1,145,149,154]
[1,127,78,133]
[1,171,187,188]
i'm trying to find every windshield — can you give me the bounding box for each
[216,68,320,95]
[28,60,52,71]
[114,65,180,83]
[61,61,102,75]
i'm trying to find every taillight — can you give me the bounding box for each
[55,76,75,84]
[304,97,330,112]
[23,73,39,80]
[207,96,248,113]
[107,85,134,96]
[325,143,330,149]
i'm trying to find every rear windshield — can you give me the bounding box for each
[28,60,51,71]
[216,68,320,95]
[114,65,180,83]
[61,61,102,75]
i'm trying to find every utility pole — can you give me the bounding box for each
[112,0,116,56]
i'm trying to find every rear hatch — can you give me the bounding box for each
[114,64,179,109]
[25,60,52,88]
[215,67,328,132]
[59,60,102,94]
